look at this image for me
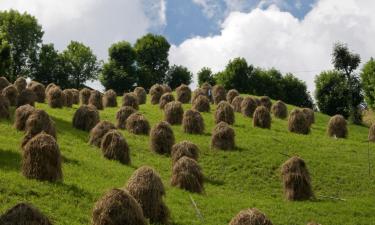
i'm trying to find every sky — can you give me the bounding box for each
[1,0,375,94]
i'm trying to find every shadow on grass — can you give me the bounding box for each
[205,176,225,186]
[0,149,20,171]
[62,155,80,165]
[50,115,89,142]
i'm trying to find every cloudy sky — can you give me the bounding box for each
[1,0,375,93]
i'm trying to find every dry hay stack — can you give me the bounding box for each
[369,123,375,142]
[0,95,10,119]
[281,156,313,201]
[101,130,130,164]
[89,121,116,147]
[176,84,191,103]
[211,121,235,150]
[302,108,315,126]
[28,81,46,103]
[191,88,205,103]
[0,203,52,225]
[22,109,56,147]
[123,92,139,110]
[226,89,239,104]
[241,96,257,117]
[14,77,27,93]
[182,109,204,134]
[164,101,184,125]
[0,76,10,91]
[288,109,310,135]
[2,85,18,106]
[22,132,62,182]
[171,156,204,193]
[161,84,172,93]
[116,106,136,129]
[253,106,271,129]
[215,101,235,125]
[260,96,272,110]
[134,87,147,104]
[45,83,57,95]
[192,95,210,112]
[307,222,322,225]
[80,88,91,105]
[231,96,243,113]
[212,85,226,104]
[149,84,164,105]
[271,100,288,119]
[14,104,35,131]
[17,88,36,108]
[126,166,170,224]
[171,141,199,165]
[201,82,212,98]
[229,208,273,225]
[70,88,80,104]
[327,114,347,138]
[92,188,147,225]
[89,90,104,110]
[103,89,117,107]
[159,92,175,109]
[47,86,64,108]
[126,112,150,135]
[63,89,74,107]
[72,105,100,131]
[150,121,175,155]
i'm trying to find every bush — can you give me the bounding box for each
[164,65,192,89]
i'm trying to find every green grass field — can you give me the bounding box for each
[0,96,374,225]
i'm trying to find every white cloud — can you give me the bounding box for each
[170,0,375,94]
[192,0,223,18]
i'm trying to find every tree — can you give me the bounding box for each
[0,10,43,81]
[0,34,11,76]
[215,57,251,92]
[61,41,100,89]
[134,33,170,89]
[282,73,313,108]
[164,65,192,89]
[197,67,215,86]
[361,58,375,109]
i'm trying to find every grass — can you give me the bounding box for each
[0,95,375,225]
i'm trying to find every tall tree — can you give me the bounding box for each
[215,57,251,92]
[0,33,11,76]
[197,67,215,86]
[361,58,375,109]
[282,73,313,108]
[164,65,192,89]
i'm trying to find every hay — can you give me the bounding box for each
[14,77,27,93]
[306,222,321,225]
[281,156,313,201]
[103,89,117,107]
[327,114,347,138]
[92,188,147,225]
[101,130,130,164]
[161,84,172,93]
[28,81,46,103]
[63,89,74,107]
[14,104,35,131]
[72,105,100,131]
[45,83,57,95]
[226,89,239,104]
[260,96,272,110]
[176,84,191,103]
[149,84,164,105]
[191,88,206,103]
[229,208,273,225]
[171,141,199,166]
[17,88,36,108]
[126,166,170,225]
[2,85,18,106]
[89,90,104,110]
[22,132,62,182]
[0,76,10,91]
[126,112,150,135]
[288,109,310,135]
[123,92,139,110]
[253,106,271,129]
[80,88,91,105]
[0,95,10,119]
[164,101,184,125]
[22,109,56,147]
[70,88,80,104]
[116,106,136,129]
[215,101,235,125]
[271,100,288,119]
[0,203,52,225]
[302,108,315,126]
[171,156,204,193]
[211,121,235,150]
[192,95,210,112]
[150,121,175,155]
[159,92,175,109]
[89,121,116,147]
[47,86,64,108]
[231,96,243,113]
[182,109,204,134]
[134,87,147,104]
[201,82,212,98]
[212,85,226,104]
[369,123,375,142]
[241,97,257,117]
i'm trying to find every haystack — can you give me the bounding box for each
[0,76,10,91]
[229,208,273,225]
[182,109,204,134]
[231,96,243,113]
[241,97,257,117]
[72,105,100,131]
[149,84,164,105]
[327,114,347,138]
[226,89,239,104]
[260,96,272,110]
[63,89,73,107]
[45,83,57,95]
[14,77,27,93]
[28,81,46,103]
[302,108,315,126]
[369,123,375,142]
[211,121,235,150]
[89,90,103,110]
[288,109,310,135]
[116,106,136,129]
[134,87,147,104]
[164,101,184,125]
[89,121,116,147]
[150,121,175,155]
[212,85,226,104]
[171,141,199,165]
[0,203,52,225]
[307,222,322,225]
[191,88,206,103]
[215,101,235,125]
[253,106,271,129]
[70,88,80,104]
[103,89,117,107]
[171,156,204,193]
[92,188,147,225]
[192,95,210,112]
[281,156,313,201]
[2,85,18,106]
[14,104,35,131]
[161,84,172,93]
[22,109,56,147]
[201,82,212,98]
[271,100,288,119]
[101,130,130,164]
[123,92,139,110]
[47,86,64,108]
[0,95,10,119]
[80,88,91,105]
[126,112,150,135]
[22,132,62,181]
[176,84,191,103]
[159,92,175,109]
[17,88,36,108]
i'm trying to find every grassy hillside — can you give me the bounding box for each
[0,95,374,225]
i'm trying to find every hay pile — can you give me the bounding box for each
[288,109,310,135]
[0,95,10,119]
[191,88,205,103]
[162,84,172,93]
[2,85,18,106]
[72,105,100,131]
[159,92,175,109]
[150,121,175,155]
[171,156,204,193]
[89,121,116,147]
[103,89,117,107]
[14,104,35,131]
[63,89,73,107]
[70,88,80,104]
[116,106,136,129]
[45,83,57,95]
[226,89,239,104]
[89,90,104,110]
[182,109,204,134]
[17,88,37,108]
[327,114,347,138]
[229,208,273,225]
[253,106,271,129]
[47,86,64,108]
[176,84,191,103]
[126,112,150,135]
[126,166,170,224]
[215,101,235,125]
[241,97,257,117]
[28,81,46,103]
[231,96,243,113]
[22,109,56,147]
[80,88,91,105]
[164,101,184,125]
[22,132,62,182]
[260,96,272,110]
[302,108,315,126]
[101,130,130,164]
[92,188,147,225]
[0,203,52,225]
[211,121,235,150]
[271,100,288,119]
[14,77,27,93]
[150,84,164,105]
[192,95,210,112]
[281,156,313,201]
[123,92,139,110]
[369,123,375,142]
[212,85,226,104]
[0,76,10,91]
[171,141,199,165]
[201,82,212,100]
[134,87,147,104]
[307,222,322,225]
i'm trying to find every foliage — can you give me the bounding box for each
[0,34,11,76]
[281,73,314,108]
[361,58,375,109]
[215,57,251,92]
[164,65,192,89]
[197,67,215,86]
